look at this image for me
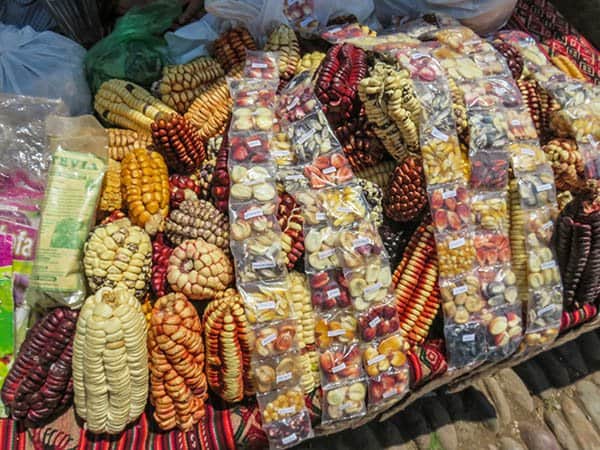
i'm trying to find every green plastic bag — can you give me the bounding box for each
[85,0,181,94]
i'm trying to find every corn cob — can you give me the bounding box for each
[156,57,225,113]
[354,160,395,191]
[212,27,257,73]
[151,114,206,174]
[121,148,170,236]
[551,54,588,80]
[184,76,233,142]
[107,129,153,161]
[95,79,176,134]
[265,24,300,84]
[296,51,324,76]
[509,178,528,297]
[99,159,122,215]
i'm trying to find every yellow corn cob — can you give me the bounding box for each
[157,57,225,113]
[99,159,122,214]
[296,51,325,75]
[265,24,300,82]
[355,160,395,191]
[509,178,528,297]
[107,129,152,161]
[551,55,587,80]
[95,79,176,134]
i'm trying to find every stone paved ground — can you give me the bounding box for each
[298,330,600,450]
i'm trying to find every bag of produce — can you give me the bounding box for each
[85,0,181,94]
[26,115,108,309]
[0,24,91,115]
[0,234,14,418]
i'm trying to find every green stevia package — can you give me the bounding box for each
[0,234,14,417]
[27,116,107,308]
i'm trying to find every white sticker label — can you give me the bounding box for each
[353,237,372,248]
[248,139,262,148]
[316,212,327,221]
[337,206,353,214]
[431,128,449,141]
[328,329,346,337]
[300,16,314,27]
[538,304,555,316]
[449,237,466,249]
[318,248,336,259]
[521,147,536,156]
[511,119,521,126]
[462,333,475,342]
[541,260,556,270]
[297,128,316,144]
[261,333,277,346]
[245,90,258,96]
[287,97,300,110]
[383,389,397,399]
[542,221,554,230]
[322,166,336,174]
[364,282,382,295]
[341,401,356,410]
[278,407,296,416]
[285,173,304,181]
[331,362,347,373]
[256,301,276,311]
[369,316,382,328]
[244,208,263,219]
[453,285,468,296]
[328,26,342,33]
[282,434,298,445]
[367,354,386,366]
[276,372,293,384]
[327,288,341,299]
[536,183,552,192]
[442,189,457,199]
[253,260,276,270]
[252,62,268,69]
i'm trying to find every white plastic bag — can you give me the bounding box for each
[0,24,91,115]
[373,0,518,34]
[165,14,222,64]
[313,0,374,24]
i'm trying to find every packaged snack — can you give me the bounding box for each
[321,380,367,423]
[367,366,409,407]
[463,78,522,110]
[480,303,523,358]
[469,110,510,151]
[421,133,465,185]
[344,258,392,311]
[517,167,557,209]
[303,225,340,273]
[440,271,483,324]
[361,334,409,377]
[231,107,275,133]
[263,410,313,449]
[526,286,563,332]
[436,230,477,278]
[252,320,299,358]
[315,310,358,349]
[303,152,354,189]
[229,165,277,204]
[252,351,304,393]
[308,270,351,311]
[477,265,519,308]
[474,231,511,266]
[319,343,363,386]
[469,151,509,190]
[471,191,509,231]
[27,115,107,308]
[239,280,294,324]
[0,234,13,417]
[443,321,487,368]
[357,303,400,342]
[228,78,278,109]
[243,51,280,80]
[277,72,319,123]
[289,111,340,163]
[228,133,273,165]
[428,182,472,233]
[319,184,369,227]
[258,386,306,424]
[337,222,386,269]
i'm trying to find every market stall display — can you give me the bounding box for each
[1,8,600,449]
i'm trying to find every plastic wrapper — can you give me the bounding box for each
[234,245,287,283]
[517,167,557,209]
[228,133,273,165]
[440,270,483,325]
[252,351,304,393]
[85,0,180,93]
[413,81,454,130]
[471,191,509,231]
[474,231,511,266]
[229,165,277,204]
[470,151,509,190]
[27,115,107,309]
[357,303,400,342]
[320,23,375,44]
[506,108,538,142]
[243,51,280,80]
[428,182,472,234]
[508,142,547,174]
[436,230,476,279]
[0,234,13,417]
[315,310,358,349]
[463,78,522,110]
[481,303,523,359]
[252,319,299,358]
[443,321,487,369]
[228,78,278,109]
[239,280,294,324]
[303,152,354,189]
[367,365,409,407]
[294,190,328,226]
[336,222,386,269]
[289,111,340,163]
[272,132,296,167]
[321,379,367,424]
[420,133,465,185]
[344,258,392,311]
[303,225,341,273]
[257,386,306,424]
[277,72,320,123]
[231,106,276,133]
[263,409,313,449]
[361,334,408,378]
[469,110,510,151]
[319,343,363,386]
[318,184,369,227]
[0,26,90,116]
[229,202,279,243]
[308,270,351,311]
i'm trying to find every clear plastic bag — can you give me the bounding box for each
[0,25,90,115]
